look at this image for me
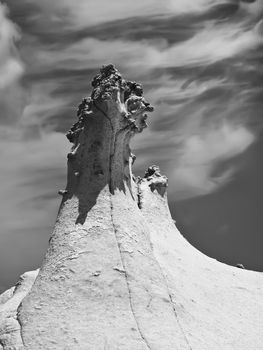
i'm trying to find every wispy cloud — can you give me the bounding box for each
[0,130,68,289]
[148,75,227,103]
[14,0,164,30]
[239,0,263,17]
[0,3,69,284]
[171,123,255,199]
[0,3,23,88]
[167,0,229,14]
[20,81,70,130]
[14,0,262,35]
[0,3,24,124]
[29,20,263,81]
[0,132,68,236]
[16,0,220,30]
[161,22,263,67]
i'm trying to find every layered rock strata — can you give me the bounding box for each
[0,65,262,350]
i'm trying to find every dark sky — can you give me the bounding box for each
[0,0,263,292]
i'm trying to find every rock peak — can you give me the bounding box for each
[0,65,262,350]
[64,65,155,204]
[67,64,153,146]
[91,64,144,102]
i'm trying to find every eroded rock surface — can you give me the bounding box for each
[0,270,38,350]
[0,65,262,350]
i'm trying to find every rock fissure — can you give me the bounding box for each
[138,179,193,349]
[137,179,143,209]
[109,196,151,350]
[167,294,193,350]
[157,256,193,349]
[16,307,25,348]
[93,100,113,133]
[105,82,151,348]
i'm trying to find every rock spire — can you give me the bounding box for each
[0,65,263,350]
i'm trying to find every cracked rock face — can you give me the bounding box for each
[1,65,263,350]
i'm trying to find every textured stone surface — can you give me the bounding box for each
[0,270,38,350]
[0,65,262,349]
[139,176,263,350]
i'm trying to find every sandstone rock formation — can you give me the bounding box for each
[0,65,262,350]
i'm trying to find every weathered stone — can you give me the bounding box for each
[0,65,262,350]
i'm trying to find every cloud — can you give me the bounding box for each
[0,129,69,290]
[0,5,68,248]
[18,0,223,30]
[167,0,228,14]
[0,2,25,129]
[0,130,68,236]
[170,123,255,199]
[255,19,263,36]
[12,0,261,36]
[148,75,227,103]
[25,0,249,31]
[239,0,263,17]
[133,80,257,200]
[16,0,164,30]
[0,3,23,88]
[33,38,154,73]
[20,81,71,130]
[30,20,263,81]
[161,22,263,67]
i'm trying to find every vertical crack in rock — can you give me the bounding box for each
[109,199,152,350]
[136,177,143,209]
[93,100,113,133]
[69,63,153,348]
[98,68,152,347]
[17,305,25,348]
[153,258,193,350]
[139,168,192,349]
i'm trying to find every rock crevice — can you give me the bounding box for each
[109,197,152,350]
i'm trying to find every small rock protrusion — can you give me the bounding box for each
[236,263,245,269]
[131,153,136,165]
[144,165,168,196]
[92,271,101,277]
[58,190,68,196]
[67,152,76,160]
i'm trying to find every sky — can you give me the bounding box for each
[0,0,263,292]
